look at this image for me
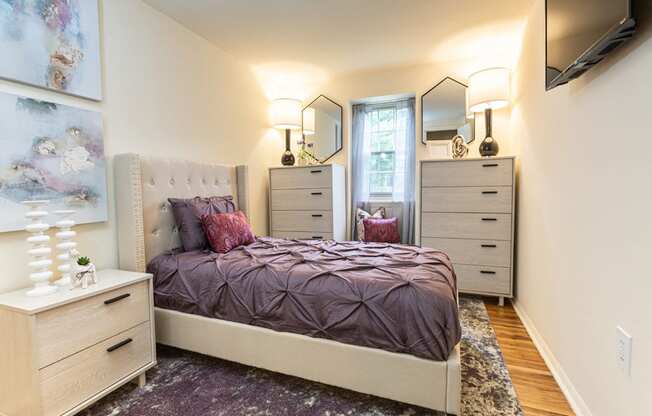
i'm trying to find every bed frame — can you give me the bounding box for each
[114,153,461,414]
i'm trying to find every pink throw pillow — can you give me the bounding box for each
[362,217,401,243]
[201,211,255,253]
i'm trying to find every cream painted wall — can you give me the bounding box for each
[510,1,652,415]
[0,0,277,293]
[307,62,515,238]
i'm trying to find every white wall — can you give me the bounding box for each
[310,62,515,238]
[510,1,652,415]
[0,0,277,293]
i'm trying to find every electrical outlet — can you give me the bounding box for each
[617,326,632,375]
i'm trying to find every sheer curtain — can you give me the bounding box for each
[350,98,416,244]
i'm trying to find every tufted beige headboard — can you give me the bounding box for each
[114,153,248,272]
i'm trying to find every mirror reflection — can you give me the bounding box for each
[302,95,343,163]
[421,77,474,145]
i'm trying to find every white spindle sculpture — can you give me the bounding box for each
[23,200,57,297]
[53,210,76,287]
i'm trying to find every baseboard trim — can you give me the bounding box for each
[511,300,593,416]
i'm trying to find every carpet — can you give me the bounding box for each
[81,297,521,415]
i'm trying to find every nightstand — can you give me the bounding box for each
[0,269,156,416]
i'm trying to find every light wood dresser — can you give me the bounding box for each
[269,164,346,240]
[0,270,156,416]
[420,157,516,305]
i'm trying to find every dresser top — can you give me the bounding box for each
[269,163,343,170]
[420,156,515,164]
[0,269,151,315]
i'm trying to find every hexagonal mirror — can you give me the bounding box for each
[302,95,343,163]
[421,77,475,145]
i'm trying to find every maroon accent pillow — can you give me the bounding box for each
[201,211,255,253]
[168,196,236,251]
[362,217,401,243]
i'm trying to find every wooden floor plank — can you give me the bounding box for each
[484,299,575,416]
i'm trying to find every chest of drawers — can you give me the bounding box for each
[269,164,346,241]
[420,157,516,305]
[0,270,156,416]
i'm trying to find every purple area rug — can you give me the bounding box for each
[80,297,521,416]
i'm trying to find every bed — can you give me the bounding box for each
[114,153,462,414]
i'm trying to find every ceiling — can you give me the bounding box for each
[144,0,533,77]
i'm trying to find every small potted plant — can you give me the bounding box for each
[74,255,97,289]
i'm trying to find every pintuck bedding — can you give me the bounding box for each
[147,237,461,361]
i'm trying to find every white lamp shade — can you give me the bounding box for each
[468,68,510,113]
[271,98,302,130]
[302,108,315,135]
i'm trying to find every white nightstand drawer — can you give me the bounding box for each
[270,166,332,189]
[421,186,512,213]
[272,211,333,232]
[454,264,511,295]
[422,158,513,187]
[271,189,332,211]
[35,281,150,368]
[421,238,511,267]
[421,213,512,240]
[40,321,152,416]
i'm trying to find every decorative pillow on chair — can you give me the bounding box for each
[362,217,401,243]
[168,196,236,251]
[201,211,255,253]
[356,207,386,241]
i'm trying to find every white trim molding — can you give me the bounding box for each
[511,300,593,416]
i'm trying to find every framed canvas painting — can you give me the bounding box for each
[0,91,107,232]
[0,0,102,101]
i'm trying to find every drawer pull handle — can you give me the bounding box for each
[482,218,497,221]
[481,244,497,248]
[482,191,498,195]
[482,163,499,167]
[480,270,496,275]
[312,214,323,218]
[311,192,323,195]
[312,236,323,239]
[107,338,133,353]
[104,293,131,305]
[310,169,323,173]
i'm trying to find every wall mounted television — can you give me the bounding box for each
[546,0,635,90]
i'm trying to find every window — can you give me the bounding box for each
[351,97,416,243]
[365,105,410,199]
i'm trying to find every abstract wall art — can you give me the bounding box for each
[0,91,107,232]
[0,0,102,100]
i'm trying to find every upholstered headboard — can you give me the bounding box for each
[114,154,248,272]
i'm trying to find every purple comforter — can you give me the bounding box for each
[147,238,461,361]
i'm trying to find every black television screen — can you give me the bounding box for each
[546,0,635,90]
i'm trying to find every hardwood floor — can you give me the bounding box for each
[484,300,575,416]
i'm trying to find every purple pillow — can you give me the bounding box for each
[201,211,255,253]
[362,217,401,243]
[168,196,236,251]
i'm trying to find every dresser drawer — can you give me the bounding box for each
[272,211,332,232]
[35,281,150,368]
[422,238,511,267]
[272,231,334,240]
[270,166,332,189]
[40,321,152,416]
[455,264,511,295]
[271,189,332,211]
[421,213,511,240]
[421,186,512,213]
[422,159,513,187]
